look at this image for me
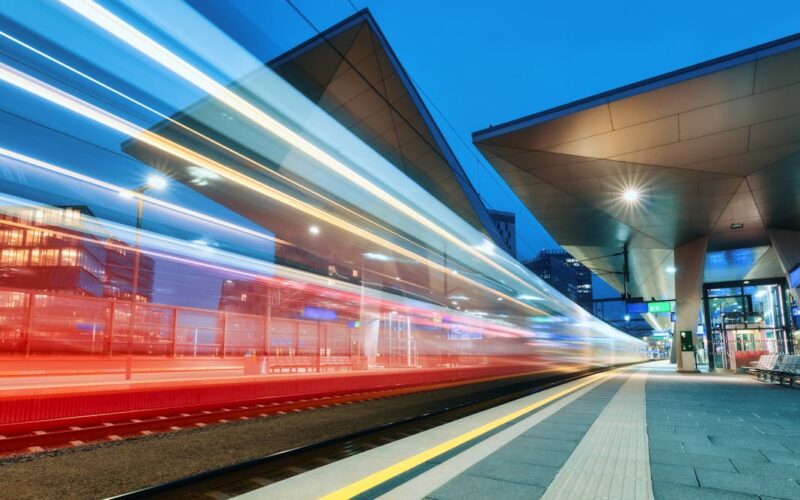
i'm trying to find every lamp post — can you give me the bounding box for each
[122,174,166,380]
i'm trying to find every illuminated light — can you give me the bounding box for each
[665,266,677,274]
[497,297,504,302]
[448,295,468,301]
[363,253,390,261]
[146,174,168,190]
[0,65,544,317]
[118,190,135,199]
[395,276,400,281]
[60,0,555,310]
[624,314,631,322]
[308,225,320,235]
[451,301,458,306]
[622,188,640,203]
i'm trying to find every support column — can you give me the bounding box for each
[673,236,708,372]
[768,229,800,303]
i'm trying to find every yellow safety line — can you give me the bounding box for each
[321,368,623,499]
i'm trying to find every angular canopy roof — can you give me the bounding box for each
[268,10,506,251]
[474,33,800,304]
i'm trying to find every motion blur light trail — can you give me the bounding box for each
[0,1,645,435]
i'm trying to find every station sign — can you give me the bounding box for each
[626,300,672,314]
[647,301,671,313]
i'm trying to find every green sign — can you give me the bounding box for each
[647,301,671,313]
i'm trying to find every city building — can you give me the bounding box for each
[524,249,592,310]
[0,205,154,302]
[474,33,800,371]
[487,210,516,258]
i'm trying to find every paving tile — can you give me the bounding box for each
[682,441,767,460]
[468,458,559,487]
[513,436,579,452]
[429,474,545,500]
[527,422,592,433]
[761,449,800,466]
[522,427,586,441]
[648,438,685,453]
[649,463,698,486]
[491,447,571,468]
[695,468,800,498]
[651,480,759,500]
[648,450,732,471]
[730,460,800,479]
[708,435,792,452]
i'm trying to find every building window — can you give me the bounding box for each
[41,249,59,266]
[0,248,28,266]
[61,248,80,266]
[0,229,24,246]
[26,230,42,246]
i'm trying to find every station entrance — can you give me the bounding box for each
[703,279,795,371]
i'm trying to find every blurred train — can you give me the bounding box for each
[0,1,645,431]
[0,199,644,430]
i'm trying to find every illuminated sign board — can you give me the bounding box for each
[647,301,671,313]
[626,301,672,314]
[626,302,648,314]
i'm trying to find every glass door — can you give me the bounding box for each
[704,282,790,371]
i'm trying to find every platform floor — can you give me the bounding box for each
[245,361,800,499]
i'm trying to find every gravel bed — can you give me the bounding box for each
[0,374,554,499]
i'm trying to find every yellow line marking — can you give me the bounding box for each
[321,369,622,499]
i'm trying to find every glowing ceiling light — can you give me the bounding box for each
[623,188,640,203]
[665,266,677,274]
[146,174,167,190]
[308,225,320,235]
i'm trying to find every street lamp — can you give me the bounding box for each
[121,174,167,380]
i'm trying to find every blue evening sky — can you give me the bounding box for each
[189,0,800,300]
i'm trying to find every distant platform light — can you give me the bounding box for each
[622,188,640,203]
[666,266,677,273]
[308,225,320,235]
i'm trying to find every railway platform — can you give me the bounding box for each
[249,361,800,500]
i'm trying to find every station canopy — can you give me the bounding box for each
[474,34,800,306]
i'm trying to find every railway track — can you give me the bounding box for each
[0,367,567,456]
[110,366,615,500]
